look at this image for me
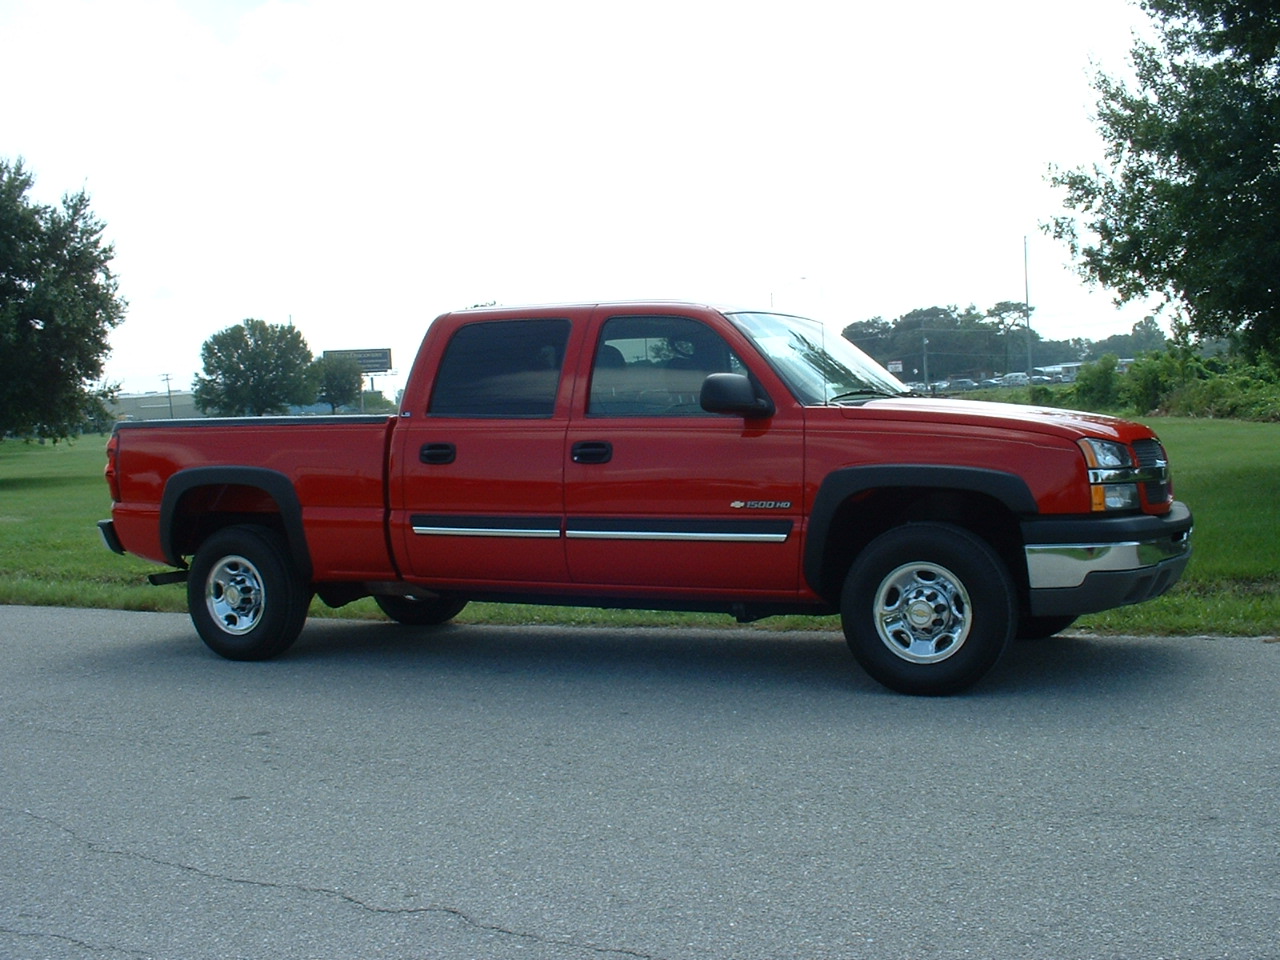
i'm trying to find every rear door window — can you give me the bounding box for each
[429,318,571,418]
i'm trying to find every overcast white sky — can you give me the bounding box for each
[2,0,1157,396]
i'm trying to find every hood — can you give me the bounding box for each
[845,396,1145,443]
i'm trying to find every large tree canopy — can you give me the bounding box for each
[1049,0,1280,355]
[842,302,1161,382]
[193,319,314,416]
[843,302,1060,381]
[0,159,126,440]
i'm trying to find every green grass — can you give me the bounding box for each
[0,439,179,612]
[1,421,1276,636]
[1070,418,1280,635]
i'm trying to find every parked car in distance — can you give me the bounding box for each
[945,378,978,391]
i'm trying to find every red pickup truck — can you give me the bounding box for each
[100,301,1192,694]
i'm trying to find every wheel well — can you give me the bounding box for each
[815,487,1027,604]
[159,467,312,580]
[170,485,290,564]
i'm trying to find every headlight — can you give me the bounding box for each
[1079,438,1133,470]
[1078,438,1140,512]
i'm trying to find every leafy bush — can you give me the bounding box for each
[1028,385,1054,406]
[994,349,1280,421]
[1161,364,1280,420]
[1073,354,1122,408]
[1116,350,1280,417]
[1121,347,1206,414]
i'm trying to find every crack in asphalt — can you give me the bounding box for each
[0,924,153,959]
[11,808,660,960]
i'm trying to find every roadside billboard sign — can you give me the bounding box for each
[324,348,392,374]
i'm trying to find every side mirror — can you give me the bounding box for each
[700,373,775,419]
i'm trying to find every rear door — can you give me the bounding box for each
[563,307,805,596]
[391,314,576,586]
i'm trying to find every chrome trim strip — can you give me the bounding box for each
[566,530,790,543]
[412,525,560,538]
[1025,533,1191,589]
[409,516,792,543]
[1089,464,1168,485]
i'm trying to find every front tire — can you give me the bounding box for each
[841,523,1015,695]
[188,525,311,661]
[1016,614,1077,640]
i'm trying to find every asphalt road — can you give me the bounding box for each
[2,605,1277,960]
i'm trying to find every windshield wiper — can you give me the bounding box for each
[827,388,902,404]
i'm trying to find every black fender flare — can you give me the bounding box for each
[159,466,312,581]
[804,465,1038,595]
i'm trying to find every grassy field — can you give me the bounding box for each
[1,419,1276,635]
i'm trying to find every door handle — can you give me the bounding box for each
[419,442,456,465]
[572,441,613,464]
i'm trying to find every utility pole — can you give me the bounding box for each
[1024,236,1034,374]
[161,373,175,418]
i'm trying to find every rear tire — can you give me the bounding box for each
[188,525,311,661]
[374,594,468,626]
[841,523,1015,695]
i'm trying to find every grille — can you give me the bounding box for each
[1132,438,1170,504]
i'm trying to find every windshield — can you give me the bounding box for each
[727,311,908,405]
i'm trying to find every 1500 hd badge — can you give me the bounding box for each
[730,500,793,509]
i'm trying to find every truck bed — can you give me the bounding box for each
[109,415,399,580]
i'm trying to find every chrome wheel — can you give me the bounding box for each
[205,554,266,636]
[842,523,1014,695]
[188,526,309,660]
[872,561,971,663]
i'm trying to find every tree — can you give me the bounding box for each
[360,389,399,414]
[193,319,314,416]
[841,317,893,353]
[0,158,126,440]
[310,353,364,413]
[1089,316,1168,360]
[844,303,1050,381]
[1049,0,1280,355]
[987,300,1036,373]
[1074,354,1122,409]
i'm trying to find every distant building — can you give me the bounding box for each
[109,390,205,421]
[1036,359,1135,383]
[1036,363,1084,382]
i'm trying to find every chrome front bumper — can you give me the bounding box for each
[1020,503,1193,616]
[1026,533,1191,590]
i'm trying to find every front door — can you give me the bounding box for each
[564,310,805,596]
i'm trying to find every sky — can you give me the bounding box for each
[1,0,1159,397]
